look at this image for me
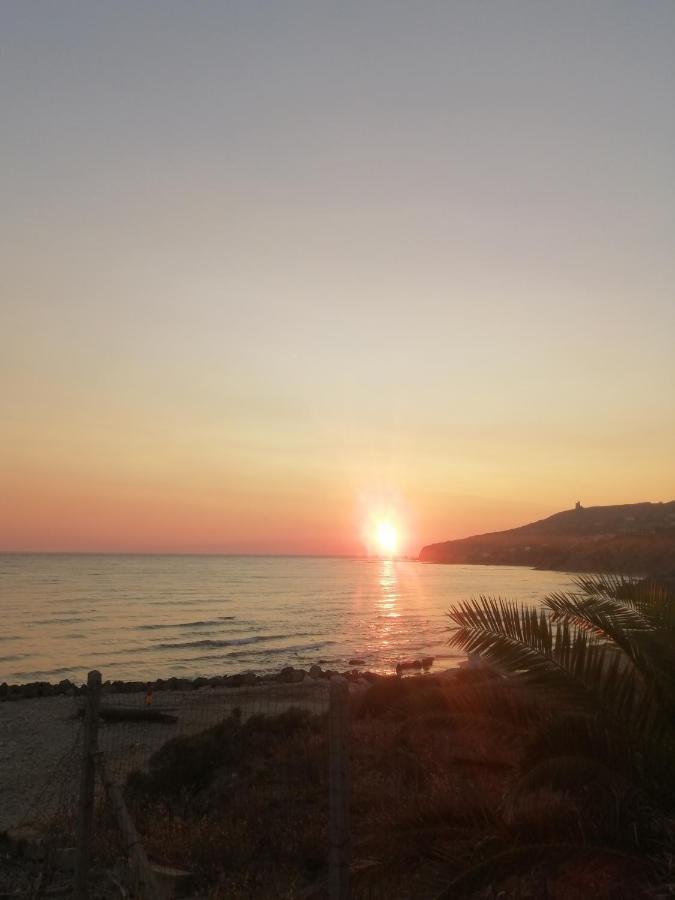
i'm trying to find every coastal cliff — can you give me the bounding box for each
[419,501,675,573]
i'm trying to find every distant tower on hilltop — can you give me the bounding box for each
[575,500,583,511]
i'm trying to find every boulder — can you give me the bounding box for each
[348,658,366,667]
[277,666,297,683]
[395,659,425,676]
[230,672,258,687]
[343,670,361,683]
[308,664,323,679]
[21,682,42,699]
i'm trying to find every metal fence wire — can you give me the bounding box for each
[73,670,347,899]
[4,667,518,899]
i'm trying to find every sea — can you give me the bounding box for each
[0,555,576,685]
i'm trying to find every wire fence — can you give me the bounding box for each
[1,665,520,899]
[92,675,337,898]
[0,691,83,896]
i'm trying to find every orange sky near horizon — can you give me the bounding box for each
[1,4,674,555]
[4,411,673,555]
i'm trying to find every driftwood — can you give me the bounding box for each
[77,704,178,724]
[98,755,161,900]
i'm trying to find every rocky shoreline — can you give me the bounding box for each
[0,657,440,702]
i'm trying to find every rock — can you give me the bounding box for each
[308,664,323,679]
[349,659,366,667]
[192,677,209,690]
[277,666,297,683]
[0,682,8,699]
[342,670,361,683]
[230,672,258,687]
[21,682,42,699]
[396,659,425,676]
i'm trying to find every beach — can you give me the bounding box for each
[0,673,341,834]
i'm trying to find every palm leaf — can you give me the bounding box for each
[447,596,671,759]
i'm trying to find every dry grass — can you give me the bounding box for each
[80,674,669,899]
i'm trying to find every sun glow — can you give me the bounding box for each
[375,520,398,556]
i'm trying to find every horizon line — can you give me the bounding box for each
[0,550,420,561]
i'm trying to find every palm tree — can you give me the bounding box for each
[353,576,675,898]
[442,574,675,893]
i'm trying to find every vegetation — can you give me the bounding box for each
[443,574,675,897]
[98,575,675,898]
[420,501,675,572]
[125,708,329,898]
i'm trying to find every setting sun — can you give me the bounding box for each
[375,520,398,556]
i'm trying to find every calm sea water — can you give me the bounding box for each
[0,555,576,684]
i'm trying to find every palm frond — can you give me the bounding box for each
[545,580,675,725]
[447,596,664,745]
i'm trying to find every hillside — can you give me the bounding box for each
[419,501,675,574]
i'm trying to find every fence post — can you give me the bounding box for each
[329,679,351,900]
[98,756,162,899]
[75,669,102,900]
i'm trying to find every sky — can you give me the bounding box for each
[1,1,674,556]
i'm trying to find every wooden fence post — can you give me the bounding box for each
[75,669,102,900]
[98,755,161,899]
[329,679,351,900]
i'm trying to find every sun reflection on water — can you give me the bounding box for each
[374,558,400,649]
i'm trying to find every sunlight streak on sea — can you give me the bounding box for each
[0,555,576,684]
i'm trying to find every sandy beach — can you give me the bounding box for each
[0,680,331,834]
